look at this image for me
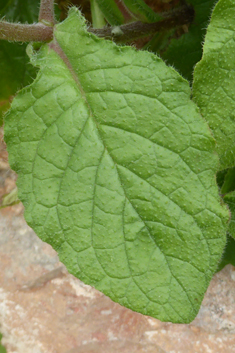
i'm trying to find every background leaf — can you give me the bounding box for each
[95,0,125,25]
[5,8,229,324]
[92,0,162,26]
[216,168,228,189]
[0,0,40,123]
[216,167,235,270]
[217,234,235,271]
[0,42,37,125]
[224,191,235,239]
[0,0,40,23]
[0,334,6,353]
[121,0,162,22]
[193,0,235,170]
[0,187,19,209]
[161,0,218,81]
[221,167,235,195]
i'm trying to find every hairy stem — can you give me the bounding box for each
[90,5,194,42]
[0,22,53,42]
[0,4,193,43]
[39,0,55,25]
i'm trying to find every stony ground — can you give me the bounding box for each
[0,127,235,353]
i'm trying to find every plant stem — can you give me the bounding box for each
[38,0,55,25]
[90,4,194,42]
[0,4,193,43]
[0,22,53,42]
[90,0,106,29]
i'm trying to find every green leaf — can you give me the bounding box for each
[162,0,218,81]
[224,191,235,238]
[217,233,235,271]
[5,8,229,324]
[0,41,37,123]
[0,187,19,209]
[90,0,106,28]
[95,0,125,25]
[221,167,235,194]
[0,0,40,22]
[0,0,40,123]
[121,0,162,22]
[0,334,6,353]
[216,168,228,189]
[217,167,235,268]
[193,0,235,170]
[0,0,61,26]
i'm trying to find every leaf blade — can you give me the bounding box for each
[5,8,229,323]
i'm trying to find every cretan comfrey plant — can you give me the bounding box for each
[1,0,235,324]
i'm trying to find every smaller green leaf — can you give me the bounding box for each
[162,0,218,81]
[0,0,40,22]
[193,0,235,170]
[95,0,125,25]
[218,167,235,268]
[217,234,235,271]
[0,187,20,209]
[0,333,6,353]
[0,0,39,123]
[143,30,175,53]
[0,42,37,123]
[224,191,235,238]
[221,167,235,194]
[122,0,162,22]
[90,0,106,28]
[216,169,228,190]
